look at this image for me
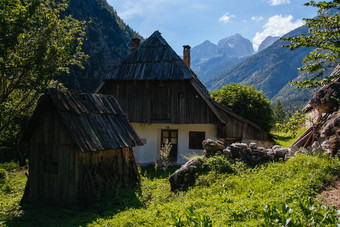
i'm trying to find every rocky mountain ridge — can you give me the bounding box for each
[191,34,278,82]
[191,34,256,81]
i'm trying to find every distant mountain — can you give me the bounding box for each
[191,34,254,82]
[192,55,246,82]
[59,0,142,92]
[217,33,254,58]
[258,36,279,52]
[191,40,217,65]
[205,25,316,110]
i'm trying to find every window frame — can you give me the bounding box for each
[189,131,205,150]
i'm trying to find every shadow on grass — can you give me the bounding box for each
[4,186,143,226]
[140,164,181,180]
[3,165,181,226]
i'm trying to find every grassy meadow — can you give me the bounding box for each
[1,130,339,226]
[0,153,339,226]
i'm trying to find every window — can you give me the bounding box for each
[189,131,205,149]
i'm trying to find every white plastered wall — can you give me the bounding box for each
[131,123,217,164]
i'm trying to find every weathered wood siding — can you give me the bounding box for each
[99,80,220,124]
[77,147,139,196]
[217,115,272,143]
[27,105,139,203]
[28,104,78,203]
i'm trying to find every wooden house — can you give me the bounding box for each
[21,89,142,203]
[96,31,273,164]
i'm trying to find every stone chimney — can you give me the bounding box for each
[130,38,140,52]
[183,45,191,69]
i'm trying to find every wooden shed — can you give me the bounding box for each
[21,89,142,203]
[96,31,274,164]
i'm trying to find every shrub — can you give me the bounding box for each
[205,156,235,174]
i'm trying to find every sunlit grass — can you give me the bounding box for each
[272,127,307,147]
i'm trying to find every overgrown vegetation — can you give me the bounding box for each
[275,111,306,137]
[1,154,339,226]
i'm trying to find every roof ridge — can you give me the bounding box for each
[102,30,193,81]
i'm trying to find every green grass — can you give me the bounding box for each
[1,155,339,226]
[272,127,307,148]
[0,167,27,225]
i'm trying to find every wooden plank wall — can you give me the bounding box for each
[28,104,77,203]
[99,80,219,124]
[77,147,139,196]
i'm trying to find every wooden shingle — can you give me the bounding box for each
[23,89,142,153]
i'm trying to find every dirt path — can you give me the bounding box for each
[321,180,340,209]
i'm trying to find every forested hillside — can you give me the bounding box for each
[60,0,142,92]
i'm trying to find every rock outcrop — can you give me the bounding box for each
[297,65,340,155]
[169,159,203,192]
[169,139,318,192]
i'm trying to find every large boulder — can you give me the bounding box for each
[320,112,340,140]
[169,159,203,192]
[273,147,289,161]
[303,67,340,114]
[229,143,248,159]
[202,139,225,157]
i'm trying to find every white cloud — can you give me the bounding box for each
[252,14,304,51]
[219,12,236,23]
[251,16,263,22]
[269,0,290,6]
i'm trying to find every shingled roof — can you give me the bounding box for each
[104,31,192,80]
[23,89,142,152]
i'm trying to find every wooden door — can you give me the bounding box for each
[161,130,178,162]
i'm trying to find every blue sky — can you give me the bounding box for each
[107,0,318,54]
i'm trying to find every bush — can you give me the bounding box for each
[205,156,235,174]
[211,83,274,131]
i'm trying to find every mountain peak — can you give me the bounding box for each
[217,33,254,58]
[191,40,217,65]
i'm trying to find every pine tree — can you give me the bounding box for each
[273,100,287,124]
